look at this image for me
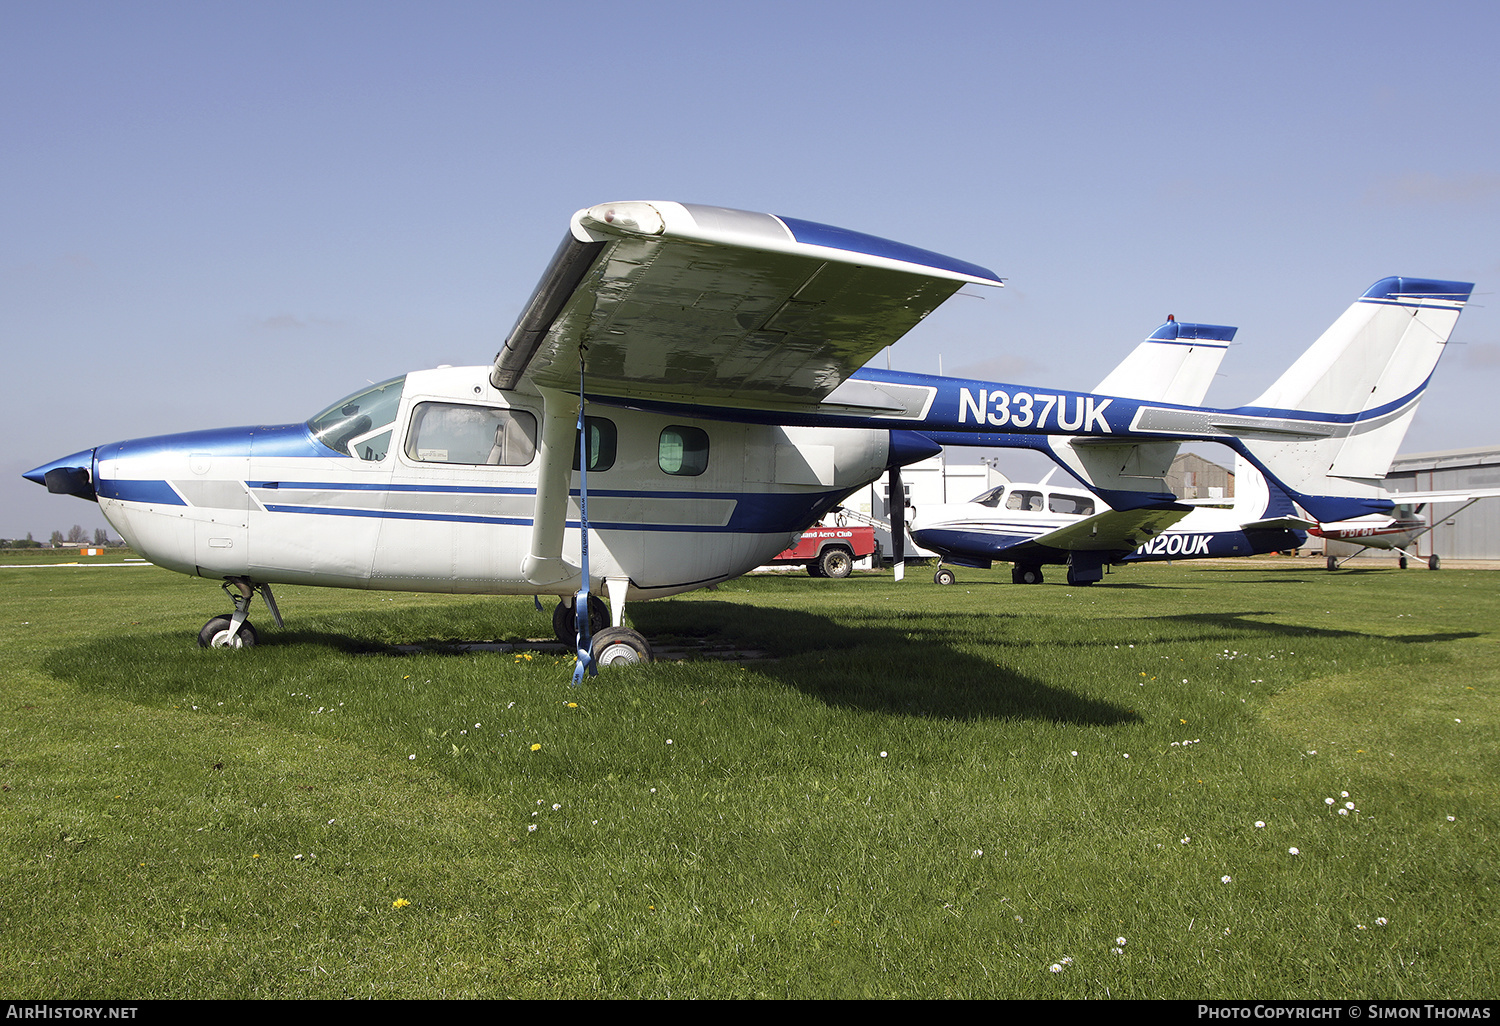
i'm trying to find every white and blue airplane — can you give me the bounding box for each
[23,199,1474,671]
[910,455,1309,586]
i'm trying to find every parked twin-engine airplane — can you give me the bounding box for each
[23,199,1475,673]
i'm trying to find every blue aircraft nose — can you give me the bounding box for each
[887,430,943,469]
[23,448,98,502]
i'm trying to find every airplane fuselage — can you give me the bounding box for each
[60,366,897,601]
[909,482,1305,576]
[1309,516,1424,551]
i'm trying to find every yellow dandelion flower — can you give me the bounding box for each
[530,743,542,751]
[392,898,411,909]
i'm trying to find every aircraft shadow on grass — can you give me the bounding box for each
[46,601,1477,727]
[1138,610,1481,647]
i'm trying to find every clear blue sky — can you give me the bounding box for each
[5,0,1498,539]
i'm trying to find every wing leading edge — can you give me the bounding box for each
[1026,506,1192,554]
[492,201,1003,412]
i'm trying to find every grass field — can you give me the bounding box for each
[1,551,1495,999]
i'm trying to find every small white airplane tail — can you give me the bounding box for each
[1228,277,1472,521]
[1042,319,1235,504]
[1093,317,1235,405]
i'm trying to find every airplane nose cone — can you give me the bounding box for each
[23,448,98,501]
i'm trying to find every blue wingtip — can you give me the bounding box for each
[778,216,1003,284]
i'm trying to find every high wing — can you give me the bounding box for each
[1383,486,1500,506]
[1020,506,1191,554]
[492,201,1003,413]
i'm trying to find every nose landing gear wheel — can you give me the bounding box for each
[198,616,258,648]
[934,568,956,586]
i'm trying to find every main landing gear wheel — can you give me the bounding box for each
[934,567,956,586]
[1429,554,1441,571]
[817,547,853,579]
[553,595,609,646]
[1013,565,1043,585]
[589,626,653,667]
[1326,555,1338,571]
[198,615,258,648]
[1399,556,1408,569]
[1065,567,1095,587]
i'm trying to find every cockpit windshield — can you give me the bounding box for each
[307,376,406,459]
[970,486,1006,508]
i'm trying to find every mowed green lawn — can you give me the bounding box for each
[1,552,1495,999]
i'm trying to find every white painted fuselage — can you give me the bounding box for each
[89,366,893,601]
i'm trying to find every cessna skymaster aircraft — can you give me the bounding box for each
[23,199,1474,674]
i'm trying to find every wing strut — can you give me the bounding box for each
[571,350,597,683]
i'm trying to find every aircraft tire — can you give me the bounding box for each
[1065,567,1095,587]
[818,548,853,579]
[590,626,653,667]
[1399,556,1408,569]
[1014,566,1043,585]
[806,561,824,578]
[1326,556,1337,572]
[934,568,956,586]
[553,595,610,646]
[1429,554,1441,571]
[198,615,257,649]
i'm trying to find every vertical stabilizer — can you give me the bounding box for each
[1043,320,1236,505]
[1232,278,1472,519]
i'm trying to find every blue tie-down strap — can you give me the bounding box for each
[571,587,596,683]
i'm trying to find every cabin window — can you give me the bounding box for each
[1005,489,1044,512]
[308,375,407,458]
[572,416,617,473]
[404,402,537,466]
[659,426,709,476]
[1049,492,1096,516]
[971,486,1006,508]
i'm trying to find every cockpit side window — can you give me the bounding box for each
[659,426,709,476]
[1006,489,1043,512]
[308,376,407,459]
[1049,493,1096,516]
[971,486,1006,508]
[405,402,538,466]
